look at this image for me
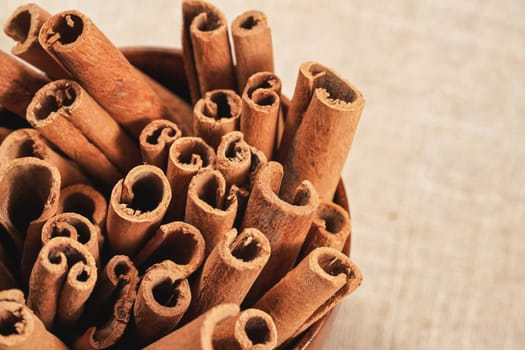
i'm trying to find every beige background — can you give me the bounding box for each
[1,0,524,349]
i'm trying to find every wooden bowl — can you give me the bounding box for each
[121,47,352,350]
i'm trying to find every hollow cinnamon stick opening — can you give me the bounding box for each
[139,119,182,170]
[0,128,88,187]
[188,228,270,319]
[166,136,216,221]
[279,62,365,200]
[57,184,107,232]
[216,131,252,189]
[0,50,49,118]
[182,0,236,102]
[4,4,70,79]
[193,89,242,149]
[254,247,362,346]
[39,10,165,136]
[134,221,205,278]
[106,165,172,256]
[144,303,239,350]
[0,157,60,252]
[185,169,238,255]
[241,161,319,303]
[0,300,68,350]
[212,308,277,350]
[27,236,97,330]
[74,255,139,350]
[232,10,274,92]
[133,261,192,345]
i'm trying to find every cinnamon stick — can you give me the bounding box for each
[185,169,238,255]
[0,127,11,144]
[74,255,139,350]
[139,119,181,170]
[26,80,124,187]
[216,131,254,189]
[133,261,192,345]
[3,4,70,79]
[134,221,205,278]
[182,0,236,103]
[212,308,277,350]
[300,201,351,259]
[0,299,68,350]
[193,89,242,149]
[188,228,270,318]
[241,161,319,303]
[278,62,365,201]
[144,303,239,350]
[39,10,165,136]
[0,50,49,118]
[0,128,88,187]
[232,10,274,92]
[166,136,216,221]
[0,157,60,252]
[27,236,97,330]
[106,165,172,256]
[254,247,362,346]
[57,184,107,234]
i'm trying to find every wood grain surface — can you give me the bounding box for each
[1,1,524,349]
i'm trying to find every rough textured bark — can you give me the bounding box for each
[139,119,181,170]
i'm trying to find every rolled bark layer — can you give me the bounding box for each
[232,10,274,93]
[254,247,362,346]
[185,169,238,255]
[212,308,277,350]
[39,10,165,136]
[27,236,97,330]
[0,157,60,252]
[139,119,181,170]
[166,136,215,220]
[241,161,319,303]
[0,289,25,303]
[57,184,107,232]
[182,0,236,102]
[278,62,365,201]
[144,303,239,350]
[134,261,192,345]
[3,4,70,79]
[0,300,68,350]
[189,228,270,318]
[107,165,172,256]
[0,50,49,118]
[134,221,205,278]
[0,128,88,186]
[193,89,241,149]
[74,255,139,350]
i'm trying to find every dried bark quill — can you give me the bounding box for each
[139,119,182,170]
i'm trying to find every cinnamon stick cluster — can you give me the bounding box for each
[0,1,364,349]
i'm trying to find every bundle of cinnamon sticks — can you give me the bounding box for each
[0,1,364,349]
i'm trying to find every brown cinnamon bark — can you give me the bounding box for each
[0,128,88,186]
[57,184,107,234]
[106,165,172,256]
[27,237,97,330]
[0,260,18,291]
[133,261,192,345]
[185,169,238,255]
[278,62,365,201]
[139,119,181,170]
[0,289,25,303]
[144,303,239,350]
[0,299,68,350]
[73,255,139,350]
[134,221,205,278]
[39,10,165,136]
[3,4,70,79]
[241,161,319,303]
[193,89,242,149]
[0,127,11,144]
[0,50,49,118]
[232,10,274,93]
[212,308,277,350]
[182,0,236,103]
[254,247,362,346]
[188,228,270,318]
[0,157,60,252]
[166,136,216,221]
[300,201,351,259]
